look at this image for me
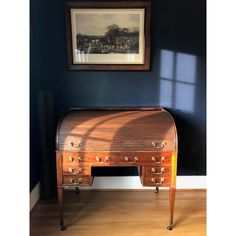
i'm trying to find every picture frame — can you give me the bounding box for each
[65,0,151,71]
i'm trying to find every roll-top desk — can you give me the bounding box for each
[56,107,178,231]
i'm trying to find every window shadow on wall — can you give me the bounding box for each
[159,49,197,113]
[158,49,205,175]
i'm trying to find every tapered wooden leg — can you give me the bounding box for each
[167,186,176,230]
[155,187,159,193]
[58,187,67,231]
[75,187,80,194]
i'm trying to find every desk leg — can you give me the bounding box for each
[167,186,176,230]
[58,188,67,231]
[56,152,67,231]
[167,152,177,230]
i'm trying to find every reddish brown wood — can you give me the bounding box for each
[169,187,176,226]
[56,152,66,230]
[145,166,171,176]
[62,152,117,165]
[143,176,171,187]
[117,152,172,166]
[63,175,91,186]
[56,152,63,187]
[63,165,91,175]
[57,110,177,152]
[168,152,178,229]
[56,108,178,230]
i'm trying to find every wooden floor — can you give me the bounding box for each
[30,189,206,236]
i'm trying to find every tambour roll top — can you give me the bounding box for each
[56,108,177,152]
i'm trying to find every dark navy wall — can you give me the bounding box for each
[30,0,206,190]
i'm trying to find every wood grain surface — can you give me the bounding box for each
[30,190,206,236]
[57,110,177,152]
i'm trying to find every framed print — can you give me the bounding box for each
[65,0,151,70]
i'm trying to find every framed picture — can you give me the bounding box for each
[65,0,151,70]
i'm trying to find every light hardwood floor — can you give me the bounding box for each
[30,189,206,236]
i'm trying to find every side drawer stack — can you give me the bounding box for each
[140,152,172,187]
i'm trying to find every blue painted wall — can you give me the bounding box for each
[30,0,206,190]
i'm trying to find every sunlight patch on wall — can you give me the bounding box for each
[160,80,173,107]
[176,53,196,83]
[160,50,174,79]
[159,50,197,113]
[175,83,195,112]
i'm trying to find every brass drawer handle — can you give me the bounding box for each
[68,141,83,148]
[124,156,138,163]
[152,156,165,163]
[151,141,167,149]
[68,167,75,173]
[151,177,165,185]
[68,156,74,162]
[151,167,165,174]
[69,178,82,184]
[68,167,83,174]
[69,156,82,162]
[96,156,110,163]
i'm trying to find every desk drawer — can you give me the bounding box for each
[63,175,91,186]
[143,176,170,187]
[118,152,171,166]
[62,152,116,165]
[63,165,91,175]
[145,166,171,177]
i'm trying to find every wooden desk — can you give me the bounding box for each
[56,108,178,231]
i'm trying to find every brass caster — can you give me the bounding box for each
[60,225,67,231]
[167,225,173,230]
[75,187,80,194]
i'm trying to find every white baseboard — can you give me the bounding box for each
[69,176,206,190]
[30,176,205,210]
[30,181,40,211]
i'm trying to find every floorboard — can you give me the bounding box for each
[30,189,206,236]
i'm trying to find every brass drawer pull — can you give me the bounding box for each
[68,156,82,162]
[68,156,74,162]
[124,156,138,163]
[151,141,167,149]
[68,168,83,174]
[69,178,75,183]
[68,167,75,173]
[69,178,82,184]
[96,156,110,163]
[68,141,83,148]
[151,167,165,174]
[151,177,165,185]
[152,156,165,163]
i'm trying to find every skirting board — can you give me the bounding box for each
[30,176,206,210]
[79,176,206,190]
